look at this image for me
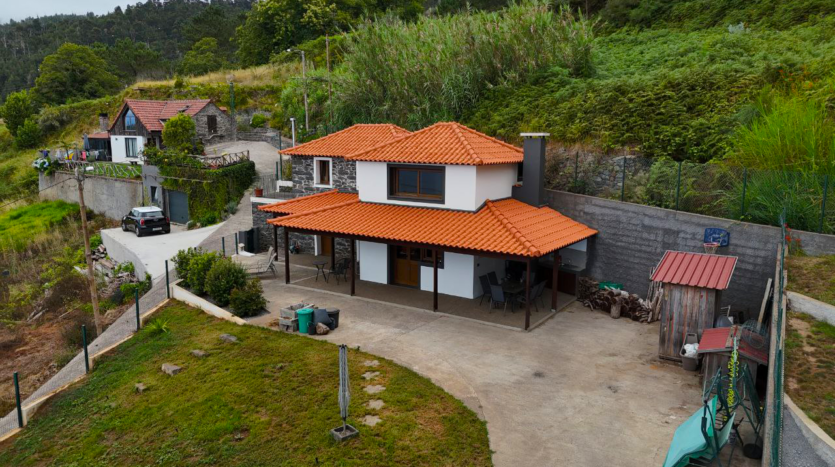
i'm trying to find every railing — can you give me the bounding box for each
[195,150,250,169]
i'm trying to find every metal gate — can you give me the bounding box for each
[168,190,189,224]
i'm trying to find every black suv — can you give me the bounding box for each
[122,207,171,237]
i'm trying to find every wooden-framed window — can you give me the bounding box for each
[207,115,218,134]
[388,165,444,202]
[125,110,137,132]
[125,138,138,158]
[314,157,332,187]
[420,248,444,267]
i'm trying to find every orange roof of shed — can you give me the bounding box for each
[348,122,523,166]
[280,124,411,158]
[267,193,596,258]
[651,251,737,290]
[258,190,358,215]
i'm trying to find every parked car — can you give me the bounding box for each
[122,206,170,237]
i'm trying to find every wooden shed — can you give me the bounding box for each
[652,251,738,361]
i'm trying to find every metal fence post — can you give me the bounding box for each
[165,260,170,299]
[135,288,141,331]
[235,233,239,255]
[82,325,90,374]
[675,161,682,211]
[741,167,748,218]
[14,372,23,428]
[222,237,226,257]
[275,161,279,179]
[820,174,829,234]
[620,157,626,202]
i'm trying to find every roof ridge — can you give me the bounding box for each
[257,189,338,211]
[269,197,360,223]
[484,200,541,256]
[450,122,482,164]
[346,123,436,159]
[457,124,524,154]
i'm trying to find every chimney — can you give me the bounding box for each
[514,132,549,207]
[99,113,109,132]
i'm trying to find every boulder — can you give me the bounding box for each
[135,383,147,394]
[161,363,182,376]
[191,349,207,358]
[220,334,238,343]
[315,322,330,335]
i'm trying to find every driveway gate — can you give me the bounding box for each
[168,190,189,224]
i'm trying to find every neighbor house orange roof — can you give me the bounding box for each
[267,194,596,257]
[348,122,523,166]
[110,99,215,132]
[258,190,359,215]
[279,124,411,158]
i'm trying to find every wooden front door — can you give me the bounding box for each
[321,235,333,256]
[393,246,420,287]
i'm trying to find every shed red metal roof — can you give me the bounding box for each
[651,251,737,290]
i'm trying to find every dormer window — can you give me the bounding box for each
[314,157,332,187]
[388,165,444,202]
[125,110,137,131]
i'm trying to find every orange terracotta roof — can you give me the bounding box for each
[267,194,596,257]
[87,132,109,139]
[348,122,523,166]
[258,190,359,215]
[280,124,411,158]
[111,99,215,132]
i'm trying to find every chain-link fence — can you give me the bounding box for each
[551,153,834,234]
[0,264,179,439]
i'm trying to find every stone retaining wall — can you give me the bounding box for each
[39,171,143,221]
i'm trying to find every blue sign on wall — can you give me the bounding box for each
[704,228,730,247]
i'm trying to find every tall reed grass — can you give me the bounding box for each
[335,0,596,128]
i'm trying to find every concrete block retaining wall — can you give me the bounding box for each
[547,190,835,319]
[39,172,143,221]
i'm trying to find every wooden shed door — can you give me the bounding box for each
[658,285,716,361]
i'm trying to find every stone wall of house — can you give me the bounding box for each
[291,155,357,195]
[251,200,352,259]
[547,189,835,320]
[194,104,236,146]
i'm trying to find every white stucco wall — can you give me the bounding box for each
[419,252,478,299]
[359,240,388,284]
[356,161,479,211]
[475,164,517,206]
[110,135,145,164]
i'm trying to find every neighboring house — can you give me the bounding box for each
[107,99,234,164]
[258,122,598,329]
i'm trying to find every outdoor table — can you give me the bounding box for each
[501,281,525,311]
[313,260,329,282]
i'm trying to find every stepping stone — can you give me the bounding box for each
[364,385,385,394]
[362,371,380,380]
[191,350,207,358]
[161,363,182,376]
[366,399,385,410]
[363,360,379,367]
[361,415,382,427]
[135,383,147,394]
[220,334,238,343]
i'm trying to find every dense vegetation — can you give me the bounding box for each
[0,302,492,466]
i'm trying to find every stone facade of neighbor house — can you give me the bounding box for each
[291,155,357,195]
[193,103,236,146]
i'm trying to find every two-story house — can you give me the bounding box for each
[107,99,234,163]
[258,122,598,330]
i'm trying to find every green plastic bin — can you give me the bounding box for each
[296,308,314,334]
[598,281,623,290]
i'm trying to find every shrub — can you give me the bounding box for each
[250,113,267,128]
[230,279,267,317]
[120,273,152,303]
[60,312,99,349]
[187,251,222,295]
[144,319,170,336]
[14,118,41,149]
[172,247,203,286]
[205,258,248,307]
[162,113,197,153]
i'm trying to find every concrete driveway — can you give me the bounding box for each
[101,224,220,279]
[249,279,714,467]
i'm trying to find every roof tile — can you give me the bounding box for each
[112,99,214,132]
[279,124,411,158]
[258,190,359,215]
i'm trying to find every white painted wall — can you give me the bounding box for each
[359,241,388,284]
[419,252,478,299]
[110,135,145,164]
[475,164,517,206]
[356,161,477,211]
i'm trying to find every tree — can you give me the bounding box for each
[0,90,34,137]
[179,38,226,76]
[14,118,41,149]
[104,39,168,83]
[32,43,121,105]
[182,4,241,60]
[162,113,197,153]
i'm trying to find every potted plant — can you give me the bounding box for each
[254,186,264,197]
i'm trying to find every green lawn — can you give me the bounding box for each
[786,312,835,439]
[0,302,492,466]
[0,200,79,251]
[787,255,835,307]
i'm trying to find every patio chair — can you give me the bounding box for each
[489,284,512,313]
[239,247,277,277]
[478,275,492,305]
[328,258,351,284]
[487,271,500,286]
[513,281,546,312]
[662,395,737,467]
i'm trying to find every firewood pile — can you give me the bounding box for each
[578,277,662,323]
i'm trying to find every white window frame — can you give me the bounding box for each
[125,137,138,159]
[313,157,333,188]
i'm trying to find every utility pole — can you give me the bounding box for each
[75,167,103,336]
[301,50,309,132]
[326,34,333,132]
[290,117,297,147]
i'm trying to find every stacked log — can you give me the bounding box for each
[579,278,659,323]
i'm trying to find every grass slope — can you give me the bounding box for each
[786,312,835,439]
[0,302,491,466]
[787,255,835,307]
[0,200,79,252]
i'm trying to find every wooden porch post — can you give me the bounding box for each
[525,257,531,330]
[283,228,290,284]
[331,236,336,268]
[272,224,278,260]
[551,254,561,311]
[350,240,356,296]
[433,249,439,312]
